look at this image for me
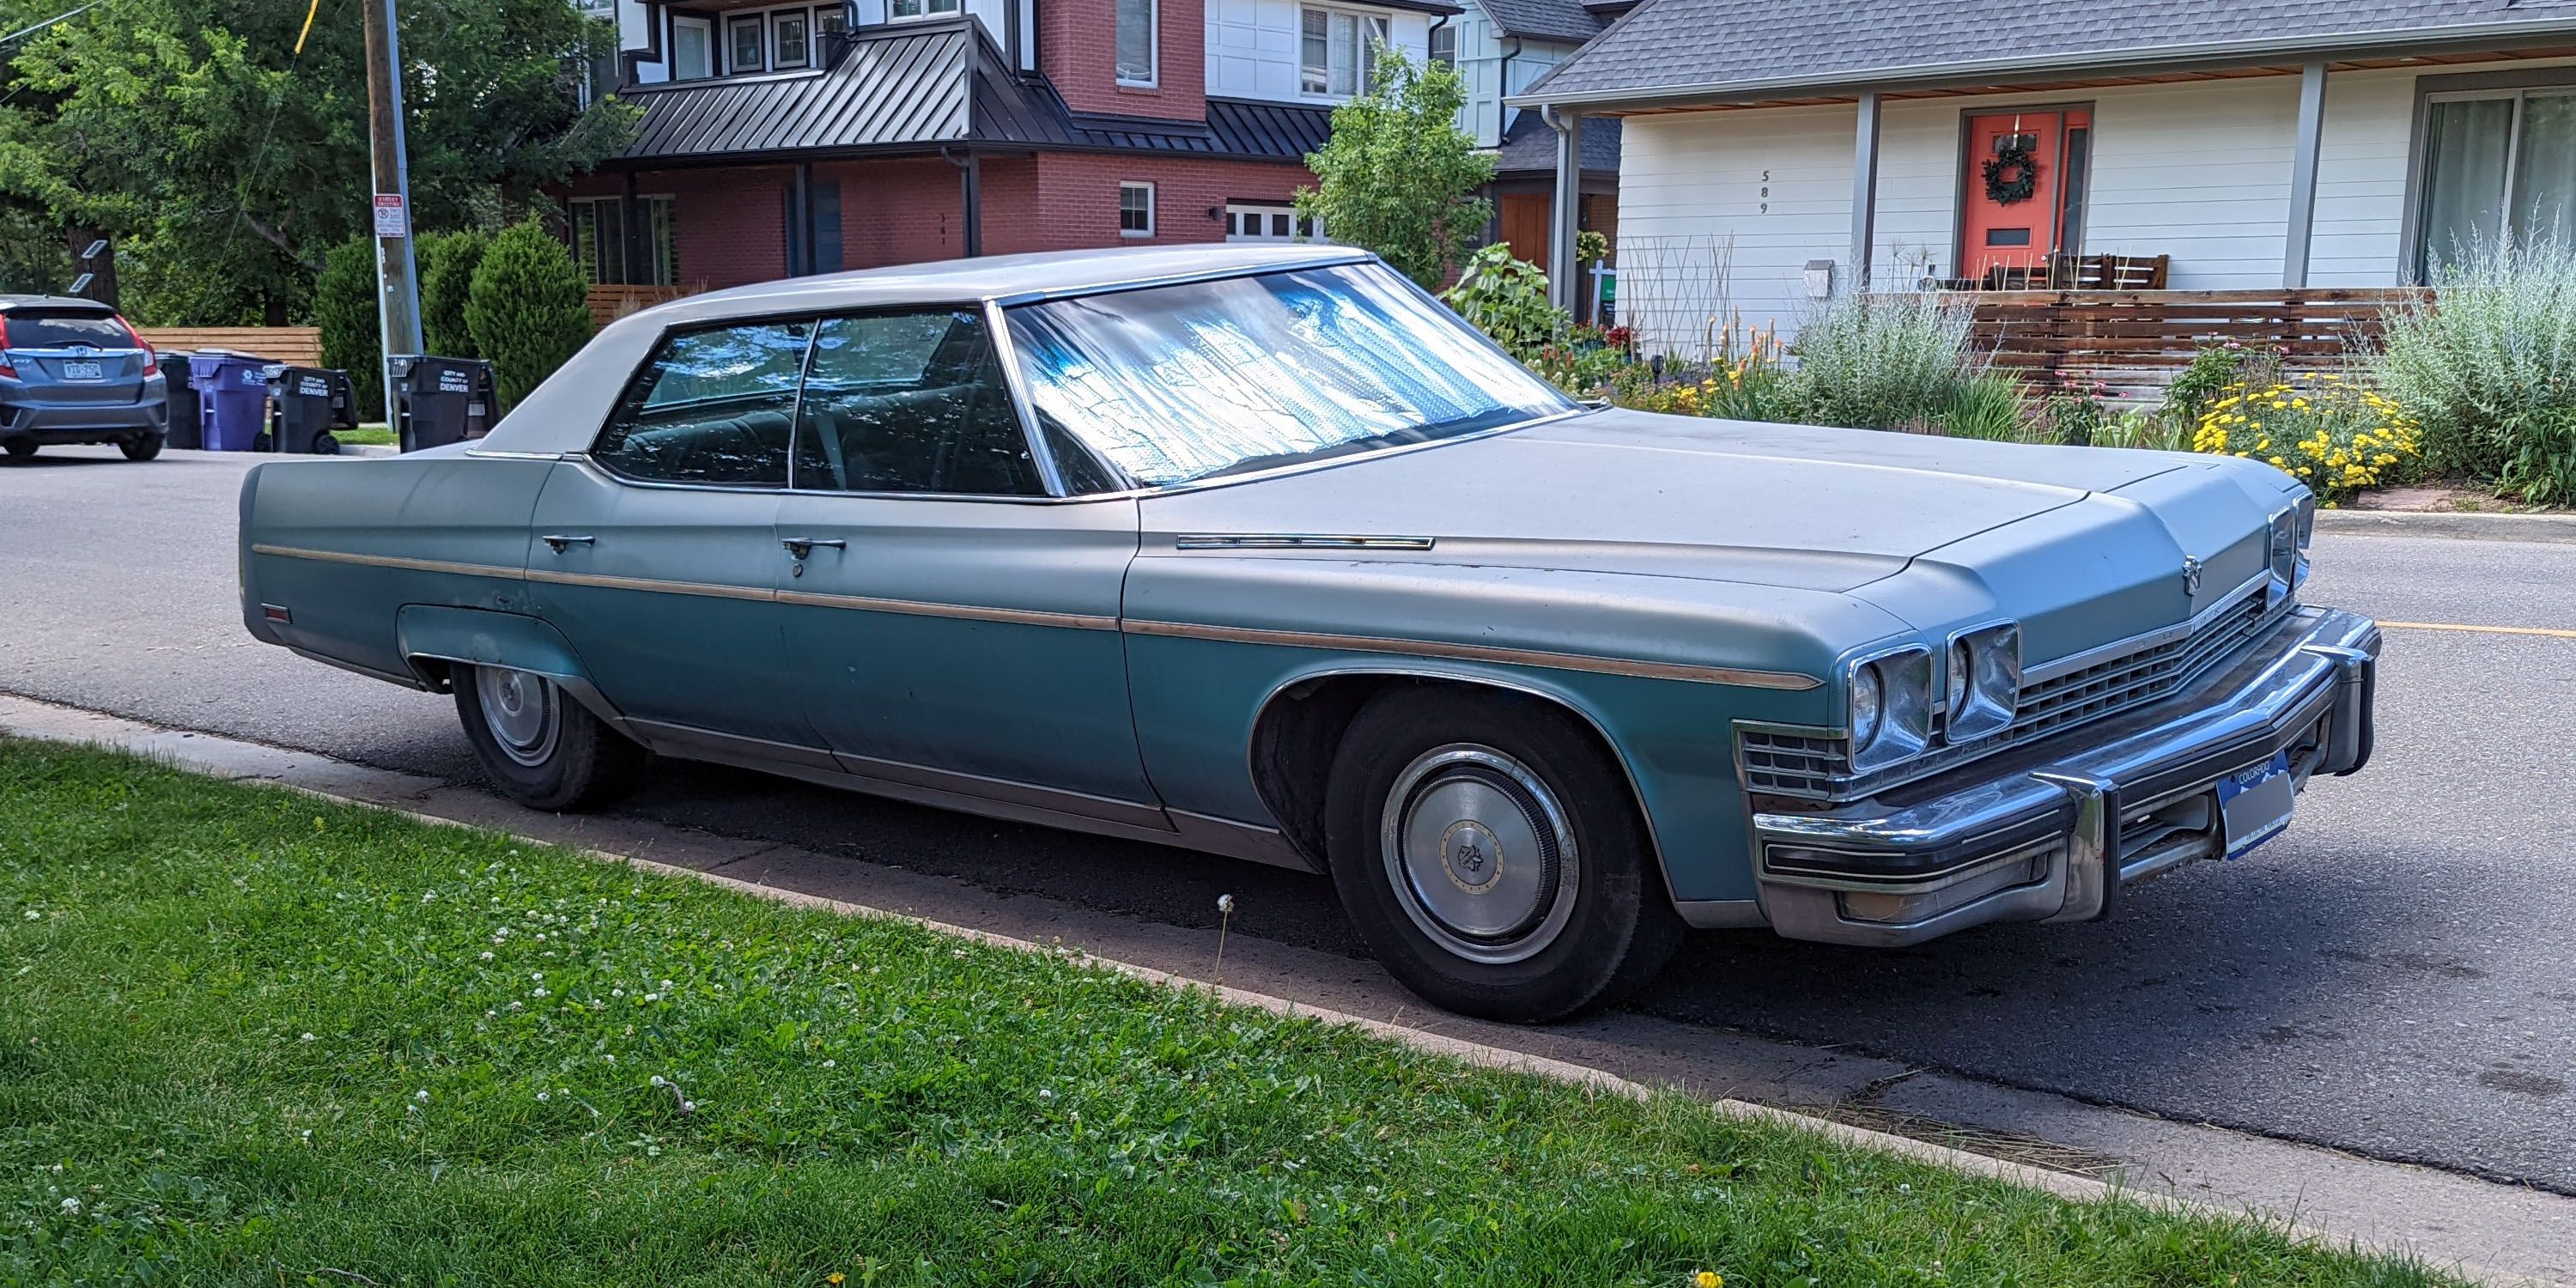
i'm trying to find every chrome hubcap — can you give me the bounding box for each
[475,667,560,769]
[1379,744,1581,965]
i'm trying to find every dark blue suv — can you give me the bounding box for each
[0,295,169,462]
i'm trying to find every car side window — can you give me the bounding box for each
[592,320,813,486]
[790,308,1043,496]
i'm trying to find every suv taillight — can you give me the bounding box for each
[115,315,156,376]
[0,315,14,380]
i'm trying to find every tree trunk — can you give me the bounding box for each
[64,227,117,307]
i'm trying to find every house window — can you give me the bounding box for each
[1301,7,1390,98]
[671,15,713,80]
[890,0,963,18]
[1427,21,1455,70]
[1119,183,1154,237]
[2417,87,2576,276]
[816,4,848,37]
[773,10,811,70]
[571,195,678,287]
[1115,0,1156,86]
[728,15,765,72]
[1224,202,1320,242]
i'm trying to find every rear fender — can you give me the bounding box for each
[393,605,635,738]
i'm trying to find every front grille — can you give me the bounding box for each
[1739,580,2290,803]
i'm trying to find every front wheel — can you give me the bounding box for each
[452,664,647,811]
[3,439,34,460]
[1325,686,1683,1023]
[119,433,164,461]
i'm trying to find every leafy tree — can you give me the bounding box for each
[420,229,491,359]
[466,218,591,408]
[1295,48,1492,289]
[314,238,384,413]
[0,0,635,324]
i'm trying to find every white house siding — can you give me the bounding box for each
[1205,0,1431,103]
[1612,56,2576,354]
[1448,12,1578,149]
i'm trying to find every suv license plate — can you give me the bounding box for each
[62,361,103,380]
[2215,751,2295,860]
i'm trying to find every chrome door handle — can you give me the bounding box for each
[781,537,846,558]
[538,533,595,552]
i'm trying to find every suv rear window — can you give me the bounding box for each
[4,312,129,349]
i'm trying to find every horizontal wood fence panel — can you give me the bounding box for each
[1904,289,2430,398]
[586,283,706,330]
[136,327,323,367]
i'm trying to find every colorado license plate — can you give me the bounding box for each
[61,360,102,380]
[2215,750,2295,860]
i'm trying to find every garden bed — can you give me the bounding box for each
[0,740,2456,1286]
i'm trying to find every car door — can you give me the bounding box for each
[769,305,1157,816]
[526,317,814,751]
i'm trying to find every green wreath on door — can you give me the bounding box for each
[1983,136,2041,205]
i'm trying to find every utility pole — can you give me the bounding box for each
[361,0,424,431]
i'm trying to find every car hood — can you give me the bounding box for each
[1137,409,2188,593]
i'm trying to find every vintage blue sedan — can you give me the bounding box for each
[239,245,2379,1021]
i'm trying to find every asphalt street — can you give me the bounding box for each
[3,445,2572,1192]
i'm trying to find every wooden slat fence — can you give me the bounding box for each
[586,283,705,329]
[1926,288,2428,401]
[136,326,323,367]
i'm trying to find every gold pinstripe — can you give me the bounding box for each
[1120,618,1822,690]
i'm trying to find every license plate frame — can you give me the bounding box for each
[2215,750,2295,860]
[61,360,104,380]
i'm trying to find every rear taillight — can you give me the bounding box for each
[0,315,12,380]
[115,315,155,375]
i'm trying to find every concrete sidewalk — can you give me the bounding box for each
[3,691,2568,1286]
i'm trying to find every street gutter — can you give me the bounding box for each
[2318,508,2576,544]
[0,692,2568,1287]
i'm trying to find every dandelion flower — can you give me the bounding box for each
[1217,894,1236,915]
[1697,1274,1722,1288]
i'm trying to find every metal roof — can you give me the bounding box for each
[613,20,1335,166]
[1519,0,2576,109]
[1475,0,1603,45]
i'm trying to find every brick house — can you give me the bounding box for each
[566,0,1461,292]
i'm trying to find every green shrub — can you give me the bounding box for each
[1443,243,1566,366]
[2499,406,2576,504]
[419,229,491,360]
[1940,373,2032,441]
[313,237,383,414]
[2191,374,2423,501]
[2371,234,2576,485]
[2090,406,2191,453]
[465,218,592,408]
[2165,341,2281,426]
[1783,290,1984,430]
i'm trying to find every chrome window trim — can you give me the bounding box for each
[1173,533,1437,550]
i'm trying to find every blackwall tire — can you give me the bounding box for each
[452,664,647,811]
[1324,685,1682,1023]
[119,433,164,461]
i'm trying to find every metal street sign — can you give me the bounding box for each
[372,193,409,239]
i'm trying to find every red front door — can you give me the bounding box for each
[1960,109,2090,283]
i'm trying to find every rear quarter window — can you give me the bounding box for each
[4,312,129,349]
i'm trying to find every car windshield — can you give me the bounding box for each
[1002,262,1575,488]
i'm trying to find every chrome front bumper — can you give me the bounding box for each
[1750,605,2379,947]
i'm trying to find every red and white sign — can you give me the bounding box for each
[372,193,409,239]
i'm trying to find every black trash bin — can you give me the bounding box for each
[161,350,202,450]
[269,366,357,454]
[392,355,498,453]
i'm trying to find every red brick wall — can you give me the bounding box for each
[641,166,791,289]
[979,155,1046,256]
[1041,0,1203,122]
[1024,152,1310,249]
[819,158,971,269]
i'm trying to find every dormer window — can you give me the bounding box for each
[728,15,765,72]
[773,10,811,70]
[890,0,963,18]
[1301,7,1389,99]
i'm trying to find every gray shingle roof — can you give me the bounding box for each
[1491,112,1619,175]
[1476,0,1603,45]
[1521,0,2576,106]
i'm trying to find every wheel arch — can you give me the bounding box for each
[1244,664,1677,905]
[392,605,638,740]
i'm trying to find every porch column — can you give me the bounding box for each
[1548,108,1583,312]
[2283,59,2327,289]
[621,170,645,286]
[1849,90,1881,293]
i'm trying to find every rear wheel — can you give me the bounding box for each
[3,439,34,460]
[1324,686,1683,1023]
[452,664,647,811]
[118,433,164,461]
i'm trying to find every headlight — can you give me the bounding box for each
[1844,646,1933,771]
[2293,491,2316,552]
[1942,622,2021,743]
[2268,503,2305,590]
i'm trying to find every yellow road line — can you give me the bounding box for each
[2382,620,2576,640]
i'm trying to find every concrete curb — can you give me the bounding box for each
[2318,507,2576,544]
[0,695,2561,1287]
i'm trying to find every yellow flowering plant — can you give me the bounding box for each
[2189,373,2422,502]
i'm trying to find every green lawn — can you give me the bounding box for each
[336,424,395,447]
[0,740,2449,1287]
